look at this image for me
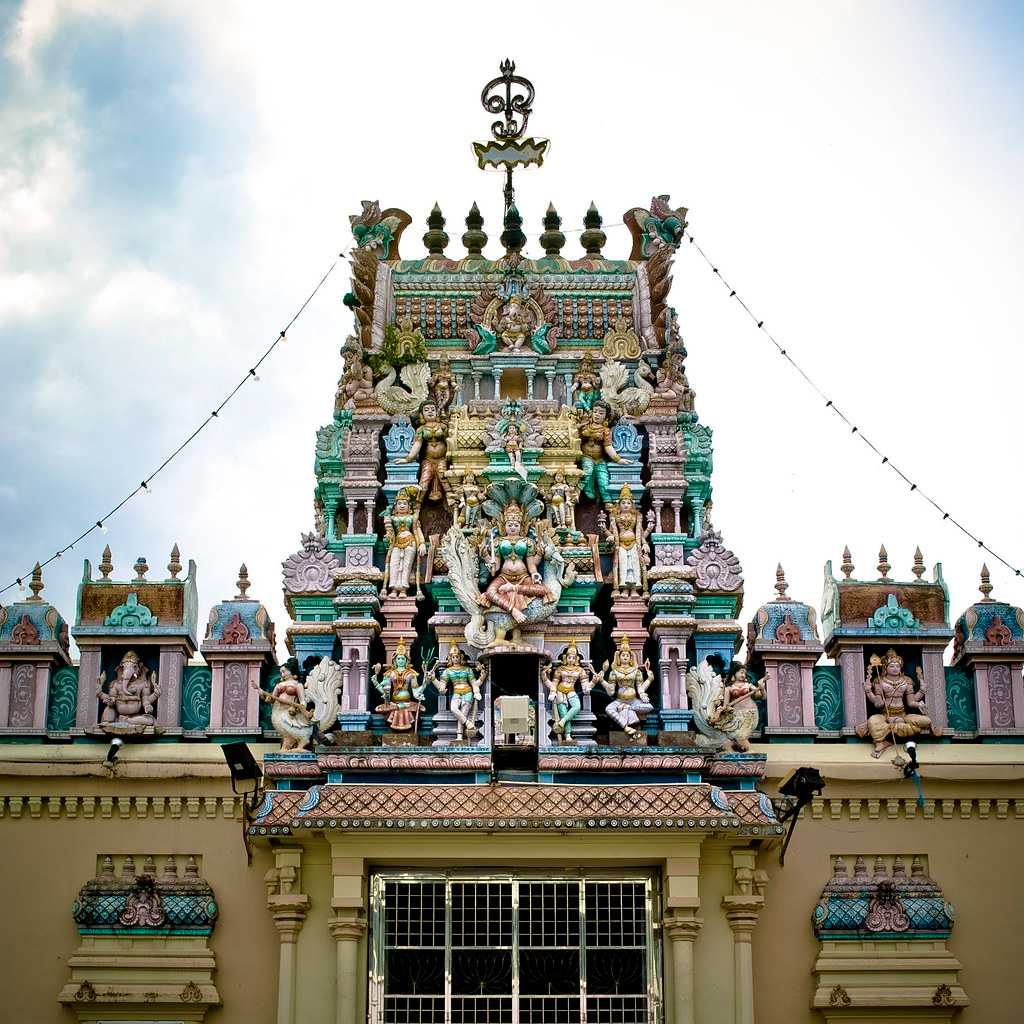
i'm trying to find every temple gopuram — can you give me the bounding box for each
[1,62,1020,1024]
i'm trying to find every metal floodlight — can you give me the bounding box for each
[103,736,124,768]
[776,766,826,866]
[221,741,262,796]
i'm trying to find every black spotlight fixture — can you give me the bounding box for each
[221,741,263,804]
[776,766,826,866]
[102,736,124,768]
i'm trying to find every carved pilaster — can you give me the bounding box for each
[266,849,310,1024]
[721,851,767,1024]
[329,912,368,1024]
[664,910,702,1024]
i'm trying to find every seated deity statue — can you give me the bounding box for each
[97,651,160,731]
[856,649,939,757]
[594,636,654,737]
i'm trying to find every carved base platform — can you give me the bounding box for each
[609,731,647,747]
[318,730,374,749]
[381,732,421,747]
[86,724,164,738]
[658,731,696,747]
[478,640,545,658]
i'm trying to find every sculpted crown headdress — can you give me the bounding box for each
[394,637,409,659]
[619,484,634,501]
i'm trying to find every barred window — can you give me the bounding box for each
[370,872,661,1024]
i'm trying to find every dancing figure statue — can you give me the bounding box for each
[542,640,594,743]
[855,649,938,757]
[430,646,485,741]
[448,469,484,529]
[440,478,575,648]
[546,467,581,534]
[382,486,426,597]
[594,636,654,737]
[571,353,601,411]
[372,638,426,733]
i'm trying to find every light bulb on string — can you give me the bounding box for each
[97,521,108,535]
[249,368,260,382]
[141,481,152,497]
[16,578,24,593]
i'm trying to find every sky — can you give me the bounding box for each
[1,0,1022,662]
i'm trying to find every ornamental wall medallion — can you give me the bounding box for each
[686,529,743,592]
[11,613,40,645]
[282,533,342,595]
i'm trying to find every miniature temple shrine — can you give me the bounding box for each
[0,61,1020,1024]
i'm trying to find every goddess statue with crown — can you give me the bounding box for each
[382,486,426,597]
[429,645,486,742]
[440,478,575,649]
[602,484,653,595]
[593,636,654,737]
[372,638,426,732]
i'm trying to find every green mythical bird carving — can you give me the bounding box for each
[439,478,575,649]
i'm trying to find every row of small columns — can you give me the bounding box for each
[322,497,376,540]
[456,366,578,403]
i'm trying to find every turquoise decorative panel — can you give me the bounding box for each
[945,667,977,733]
[181,666,212,732]
[46,666,78,731]
[813,666,844,731]
[260,671,280,732]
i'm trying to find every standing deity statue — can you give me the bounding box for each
[594,636,654,737]
[430,645,485,741]
[578,404,633,505]
[382,486,426,597]
[372,638,426,733]
[448,469,484,529]
[546,467,581,534]
[97,651,160,731]
[542,640,594,743]
[253,664,314,751]
[571,353,602,411]
[430,353,457,416]
[686,657,764,752]
[399,400,450,503]
[855,649,938,757]
[602,485,653,595]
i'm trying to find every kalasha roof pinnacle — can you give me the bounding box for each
[133,556,149,581]
[27,562,44,602]
[540,203,565,256]
[912,546,925,581]
[774,563,789,599]
[500,203,526,253]
[167,543,182,580]
[580,202,606,256]
[979,563,994,601]
[99,544,114,581]
[877,544,890,580]
[423,203,449,256]
[462,202,487,255]
[840,546,854,579]
[236,563,251,599]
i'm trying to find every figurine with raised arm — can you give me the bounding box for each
[97,651,160,732]
[372,638,426,733]
[578,403,632,505]
[603,484,652,595]
[430,645,485,741]
[430,352,457,416]
[382,486,426,597]
[399,400,450,503]
[855,649,938,757]
[542,640,594,743]
[546,467,581,535]
[594,636,654,737]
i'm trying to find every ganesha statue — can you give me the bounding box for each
[439,478,575,649]
[97,651,160,734]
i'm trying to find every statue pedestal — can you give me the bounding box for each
[381,732,420,747]
[610,594,650,654]
[380,596,419,660]
[609,731,647,747]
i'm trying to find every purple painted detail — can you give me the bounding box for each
[8,664,36,727]
[221,613,251,645]
[222,663,249,727]
[988,664,1014,728]
[777,662,804,727]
